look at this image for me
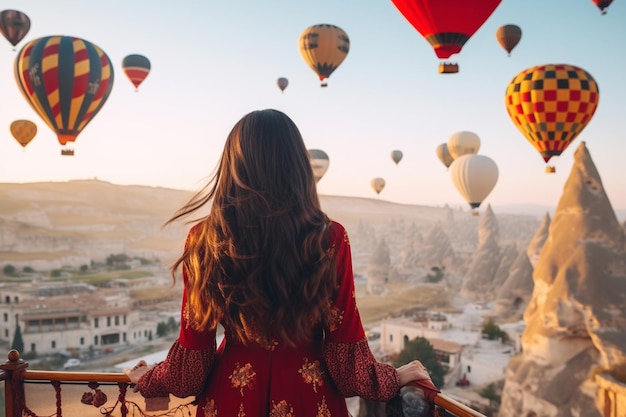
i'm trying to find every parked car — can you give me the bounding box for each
[63,358,81,369]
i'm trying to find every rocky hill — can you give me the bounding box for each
[0,179,541,276]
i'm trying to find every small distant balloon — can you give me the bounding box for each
[371,177,386,195]
[298,24,350,87]
[122,54,151,90]
[447,131,480,160]
[10,119,36,148]
[0,10,30,48]
[496,24,521,56]
[308,149,329,183]
[436,143,454,169]
[277,77,288,93]
[391,150,403,165]
[591,0,613,14]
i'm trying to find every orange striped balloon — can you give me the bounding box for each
[14,36,114,149]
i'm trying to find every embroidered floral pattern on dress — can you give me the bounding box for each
[326,244,336,260]
[316,396,331,417]
[229,363,256,396]
[298,357,325,393]
[202,399,217,417]
[269,400,295,417]
[183,303,191,329]
[343,229,350,245]
[326,306,344,332]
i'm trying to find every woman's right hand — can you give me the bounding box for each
[123,360,149,385]
[396,360,432,386]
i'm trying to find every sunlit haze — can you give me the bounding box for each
[1,1,624,211]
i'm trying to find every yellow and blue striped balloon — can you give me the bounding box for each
[14,35,114,150]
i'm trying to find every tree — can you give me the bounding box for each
[426,266,444,283]
[79,264,89,273]
[393,336,446,388]
[481,318,509,343]
[23,266,35,273]
[479,382,501,409]
[11,323,24,355]
[3,264,16,276]
[156,322,167,338]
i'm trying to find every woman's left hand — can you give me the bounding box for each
[396,360,432,386]
[123,360,149,385]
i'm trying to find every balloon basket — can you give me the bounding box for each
[438,62,459,74]
[471,211,479,217]
[61,149,75,156]
[320,82,328,88]
[545,166,556,173]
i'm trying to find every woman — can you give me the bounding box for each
[125,109,430,416]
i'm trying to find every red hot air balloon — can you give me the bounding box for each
[390,0,502,73]
[122,54,151,91]
[14,36,114,155]
[591,0,613,14]
[0,10,30,49]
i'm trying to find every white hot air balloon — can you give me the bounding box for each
[449,154,498,215]
[371,177,386,195]
[307,149,329,183]
[447,131,481,160]
[435,143,454,169]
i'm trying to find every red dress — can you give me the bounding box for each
[137,221,400,416]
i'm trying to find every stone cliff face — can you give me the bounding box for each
[493,250,533,320]
[479,204,500,246]
[500,142,626,417]
[526,212,551,267]
[367,238,391,295]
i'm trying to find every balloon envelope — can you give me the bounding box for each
[390,0,501,59]
[447,131,480,160]
[496,24,521,55]
[450,154,498,210]
[14,36,115,149]
[10,120,37,148]
[371,178,385,195]
[308,149,329,183]
[391,150,403,165]
[122,54,150,89]
[298,24,349,87]
[435,143,454,168]
[591,0,613,14]
[504,63,599,168]
[277,77,288,92]
[0,10,30,47]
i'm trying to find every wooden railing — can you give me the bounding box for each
[1,350,486,417]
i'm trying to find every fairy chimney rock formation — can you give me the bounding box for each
[493,250,534,320]
[366,238,391,295]
[478,204,500,245]
[461,233,501,300]
[526,212,551,267]
[418,222,455,269]
[499,142,626,417]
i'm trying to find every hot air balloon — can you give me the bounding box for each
[390,0,502,73]
[449,154,498,215]
[277,77,288,93]
[447,131,480,160]
[591,0,613,14]
[504,63,599,173]
[436,143,454,168]
[391,150,403,165]
[308,149,330,183]
[14,36,114,156]
[371,177,386,195]
[10,120,37,148]
[496,24,522,56]
[122,54,150,91]
[298,24,349,87]
[0,10,30,49]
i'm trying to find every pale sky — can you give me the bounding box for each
[1,1,624,212]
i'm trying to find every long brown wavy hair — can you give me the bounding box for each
[165,109,336,347]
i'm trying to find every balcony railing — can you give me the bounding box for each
[0,349,486,417]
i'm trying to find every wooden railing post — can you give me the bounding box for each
[0,350,29,417]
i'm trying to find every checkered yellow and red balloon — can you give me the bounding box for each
[504,64,599,167]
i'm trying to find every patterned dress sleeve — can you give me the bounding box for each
[322,221,401,401]
[137,227,217,399]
